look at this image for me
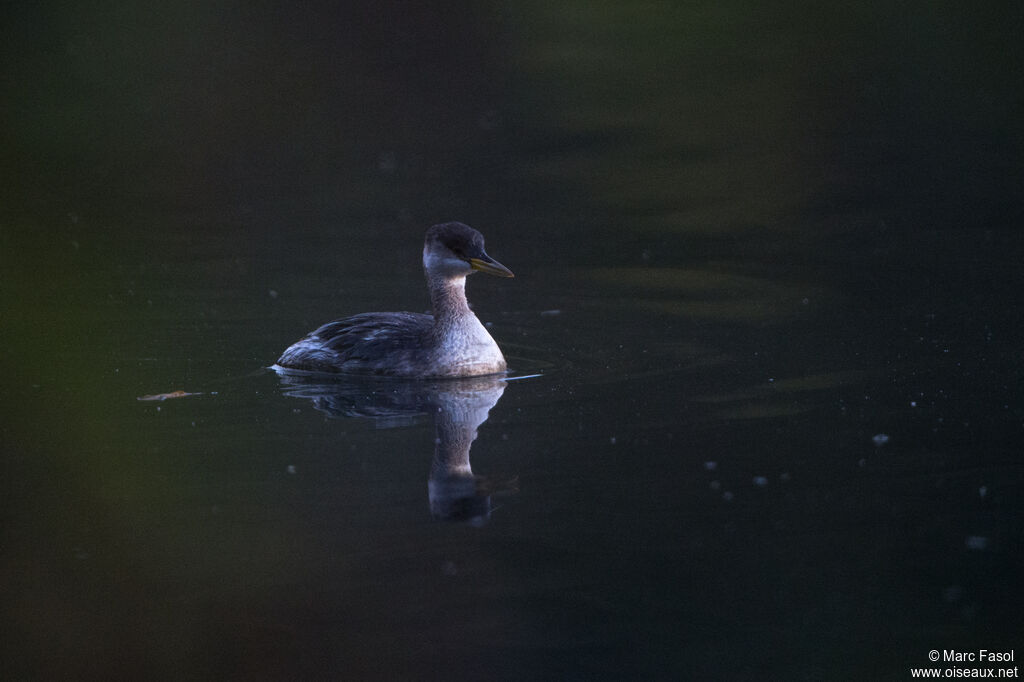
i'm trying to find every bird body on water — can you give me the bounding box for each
[276,222,514,378]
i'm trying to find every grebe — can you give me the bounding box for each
[275,222,514,377]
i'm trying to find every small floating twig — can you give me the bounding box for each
[136,390,202,401]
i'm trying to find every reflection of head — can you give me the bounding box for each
[275,371,513,523]
[428,477,491,523]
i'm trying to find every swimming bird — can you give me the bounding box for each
[275,222,514,377]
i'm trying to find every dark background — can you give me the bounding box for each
[2,2,1023,679]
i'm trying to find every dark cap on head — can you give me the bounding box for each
[426,222,486,256]
[425,222,514,278]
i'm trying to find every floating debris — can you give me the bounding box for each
[871,433,890,447]
[137,390,201,402]
[964,535,990,551]
[942,585,963,603]
[752,476,769,487]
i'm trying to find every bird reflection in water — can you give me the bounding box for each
[275,371,517,523]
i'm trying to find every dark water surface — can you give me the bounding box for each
[3,2,1023,679]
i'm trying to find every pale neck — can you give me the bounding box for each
[427,273,472,326]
